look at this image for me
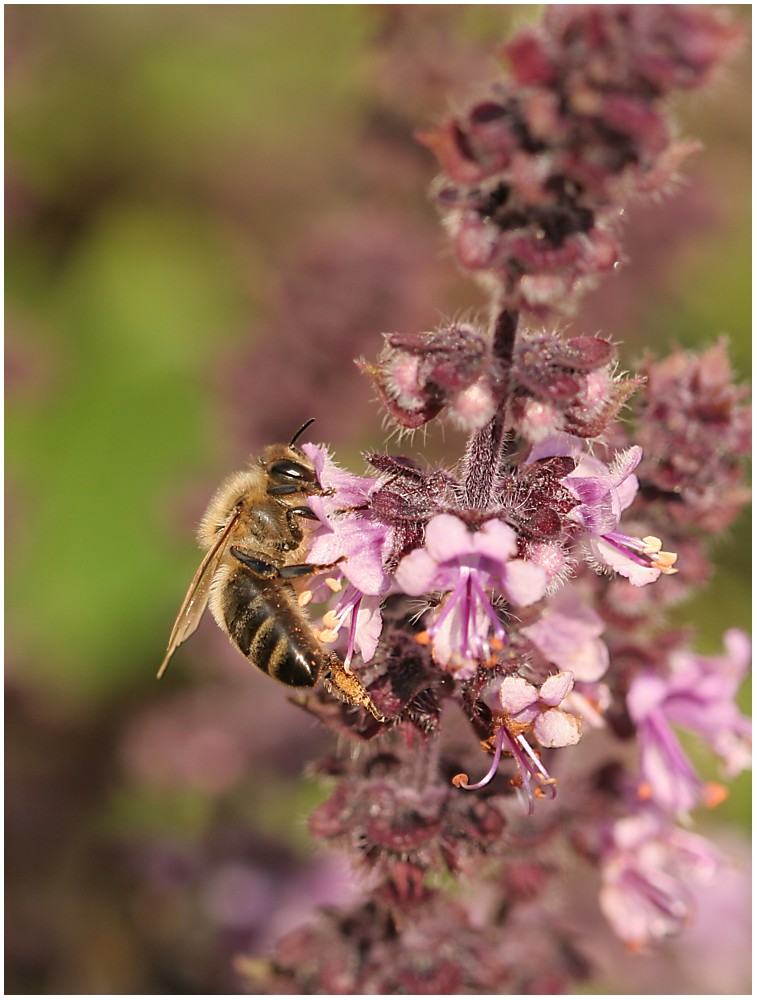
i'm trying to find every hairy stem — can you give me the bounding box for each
[462,309,518,509]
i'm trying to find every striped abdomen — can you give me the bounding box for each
[223,567,325,687]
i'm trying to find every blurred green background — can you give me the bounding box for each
[5,5,750,994]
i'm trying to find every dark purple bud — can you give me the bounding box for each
[510,329,639,440]
[503,30,558,86]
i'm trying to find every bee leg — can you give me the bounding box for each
[229,547,278,579]
[323,654,387,723]
[281,504,319,548]
[277,557,346,580]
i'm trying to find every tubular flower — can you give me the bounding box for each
[454,671,581,813]
[301,444,392,667]
[395,513,547,676]
[453,722,559,816]
[599,813,722,950]
[530,434,678,585]
[521,586,610,683]
[498,671,582,749]
[302,443,392,597]
[627,630,751,814]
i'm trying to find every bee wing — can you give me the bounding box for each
[157,511,240,678]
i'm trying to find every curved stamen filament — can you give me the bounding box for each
[320,584,363,671]
[452,725,506,791]
[427,566,506,663]
[502,727,557,815]
[603,531,679,574]
[427,569,473,638]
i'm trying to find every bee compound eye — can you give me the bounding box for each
[290,505,319,521]
[269,459,314,482]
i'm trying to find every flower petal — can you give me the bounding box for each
[424,513,476,562]
[499,675,540,717]
[394,547,443,596]
[473,518,518,561]
[589,536,661,586]
[354,596,383,662]
[501,559,547,606]
[534,708,581,747]
[539,671,574,706]
[522,589,610,682]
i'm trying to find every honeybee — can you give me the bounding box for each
[158,420,386,721]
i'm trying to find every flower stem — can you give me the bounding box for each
[462,308,518,509]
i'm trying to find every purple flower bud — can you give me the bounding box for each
[421,6,741,312]
[635,341,752,532]
[511,330,640,441]
[359,322,499,431]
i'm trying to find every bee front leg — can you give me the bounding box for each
[277,557,345,581]
[282,504,319,548]
[230,547,344,582]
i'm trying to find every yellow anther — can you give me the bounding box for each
[322,609,341,630]
[703,782,729,809]
[654,550,678,569]
[637,781,653,802]
[317,628,340,644]
[641,535,663,555]
[325,577,343,593]
[415,631,431,646]
[297,589,314,607]
[534,777,558,798]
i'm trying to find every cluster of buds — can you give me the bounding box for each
[418,4,741,313]
[245,6,749,992]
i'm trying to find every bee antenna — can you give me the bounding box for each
[290,418,316,447]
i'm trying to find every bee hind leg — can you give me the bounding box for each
[323,654,387,723]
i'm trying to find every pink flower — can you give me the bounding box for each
[395,513,547,676]
[301,444,392,666]
[521,586,609,683]
[302,443,391,597]
[627,630,751,814]
[455,670,581,813]
[530,434,678,586]
[599,812,721,949]
[498,672,581,749]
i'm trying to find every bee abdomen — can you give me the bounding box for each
[224,569,321,688]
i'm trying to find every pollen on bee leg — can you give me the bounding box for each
[325,577,343,593]
[297,589,314,607]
